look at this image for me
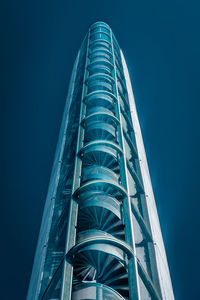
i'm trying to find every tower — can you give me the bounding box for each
[27,22,174,300]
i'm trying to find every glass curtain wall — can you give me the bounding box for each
[27,22,174,300]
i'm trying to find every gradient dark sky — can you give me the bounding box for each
[1,0,200,299]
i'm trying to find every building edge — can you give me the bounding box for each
[26,51,80,300]
[121,50,175,300]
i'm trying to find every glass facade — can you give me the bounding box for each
[27,22,174,300]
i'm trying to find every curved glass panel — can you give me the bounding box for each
[86,92,115,109]
[72,283,125,300]
[82,165,119,183]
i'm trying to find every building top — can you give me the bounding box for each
[90,21,111,30]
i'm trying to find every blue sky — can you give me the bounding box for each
[1,0,200,299]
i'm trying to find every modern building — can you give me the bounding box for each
[27,22,174,300]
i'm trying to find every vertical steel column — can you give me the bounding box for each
[110,29,141,300]
[59,31,90,300]
[119,56,161,292]
[121,51,174,299]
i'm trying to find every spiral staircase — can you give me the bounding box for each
[63,22,134,300]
